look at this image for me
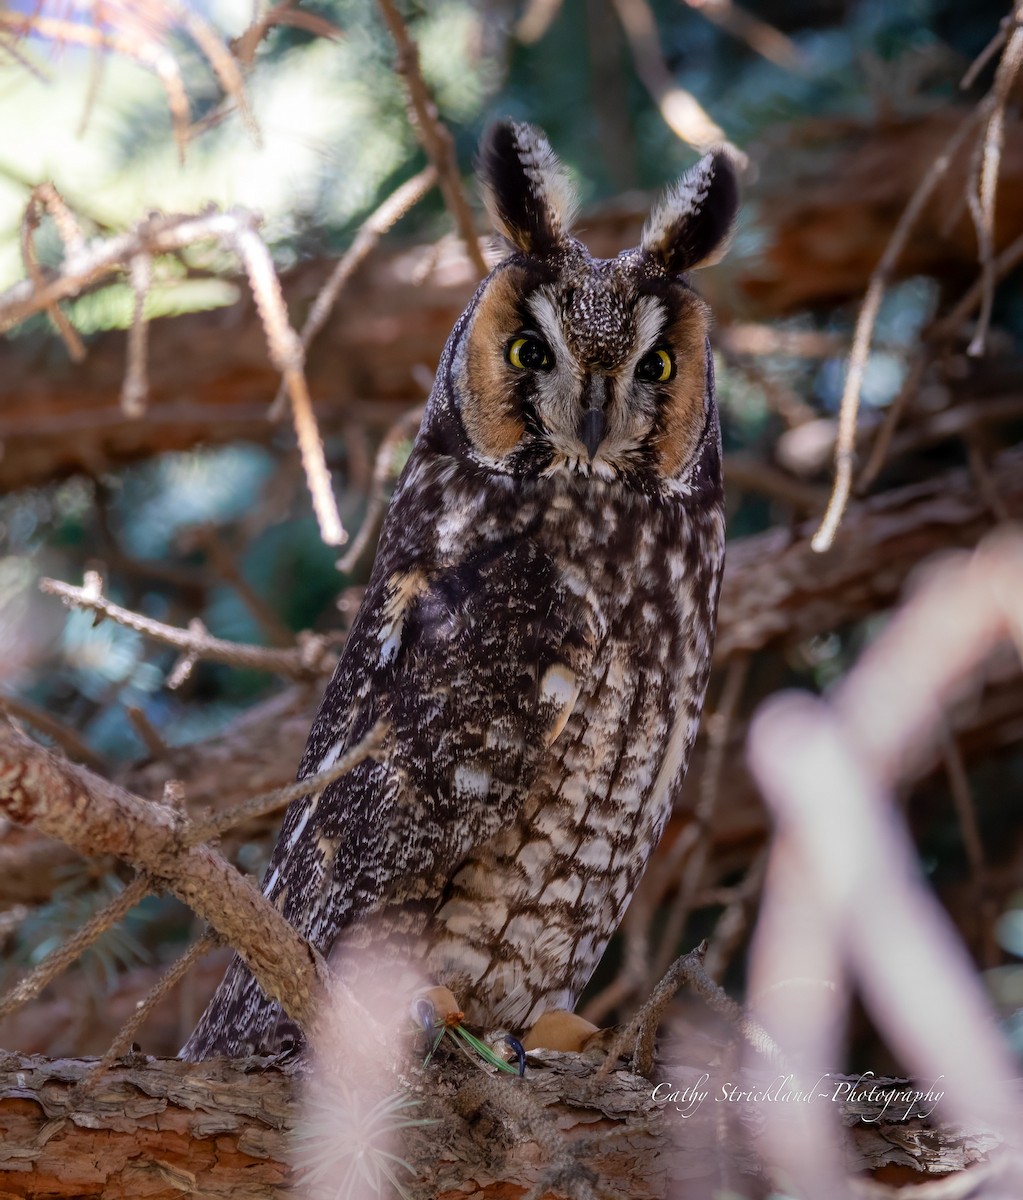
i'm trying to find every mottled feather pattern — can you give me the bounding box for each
[182,122,737,1060]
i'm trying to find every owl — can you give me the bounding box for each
[183,121,738,1060]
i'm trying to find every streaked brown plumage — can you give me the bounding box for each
[183,120,738,1060]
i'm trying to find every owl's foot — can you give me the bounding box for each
[521,1009,606,1054]
[413,986,526,1075]
[414,985,464,1030]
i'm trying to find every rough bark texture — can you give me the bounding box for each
[0,1052,1006,1200]
[0,721,328,1037]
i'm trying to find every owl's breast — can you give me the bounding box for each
[426,481,724,1029]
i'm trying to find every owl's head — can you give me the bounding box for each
[434,120,739,494]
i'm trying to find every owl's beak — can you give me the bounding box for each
[578,374,608,460]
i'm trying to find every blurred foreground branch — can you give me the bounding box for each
[747,530,1023,1197]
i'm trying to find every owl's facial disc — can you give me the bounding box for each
[451,119,738,485]
[457,261,711,482]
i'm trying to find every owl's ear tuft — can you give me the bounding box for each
[479,120,578,256]
[642,149,740,275]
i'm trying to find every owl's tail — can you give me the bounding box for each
[179,954,302,1060]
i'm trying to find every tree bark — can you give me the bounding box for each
[0,1052,1006,1200]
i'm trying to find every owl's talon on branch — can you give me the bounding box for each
[503,1034,527,1077]
[413,998,437,1034]
[412,984,464,1032]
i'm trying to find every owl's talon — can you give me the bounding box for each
[414,998,437,1033]
[504,1034,527,1077]
[412,985,464,1032]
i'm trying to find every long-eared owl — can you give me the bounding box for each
[183,121,738,1059]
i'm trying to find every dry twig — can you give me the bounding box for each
[375,0,488,277]
[0,874,152,1023]
[270,166,438,418]
[19,184,86,362]
[0,692,108,773]
[92,930,221,1075]
[811,107,983,552]
[967,2,1023,356]
[648,655,750,984]
[0,718,330,1036]
[233,0,343,66]
[610,0,738,157]
[339,405,426,574]
[2,9,192,160]
[0,202,346,546]
[40,571,335,680]
[122,253,152,417]
[681,0,801,70]
[515,0,565,43]
[187,720,388,845]
[2,2,258,160]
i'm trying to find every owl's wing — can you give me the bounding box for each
[181,534,592,1058]
[285,533,593,937]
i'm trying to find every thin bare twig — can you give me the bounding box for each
[20,185,86,362]
[126,706,168,758]
[338,405,425,574]
[1,10,192,160]
[270,166,438,418]
[187,720,388,844]
[855,351,927,492]
[649,655,749,984]
[960,14,1011,90]
[122,253,152,416]
[0,693,107,773]
[5,3,259,158]
[703,846,769,982]
[229,219,346,547]
[932,229,1023,340]
[40,572,335,680]
[597,941,780,1079]
[940,731,999,969]
[0,719,332,1038]
[611,0,739,157]
[967,439,1013,524]
[578,890,653,1024]
[810,107,983,552]
[233,0,343,66]
[171,0,259,146]
[0,203,346,548]
[194,525,295,647]
[375,0,488,277]
[0,31,52,82]
[515,0,565,43]
[0,874,152,1022]
[681,0,802,71]
[967,5,1023,356]
[92,930,221,1076]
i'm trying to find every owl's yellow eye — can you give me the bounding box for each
[636,348,675,383]
[507,335,552,371]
